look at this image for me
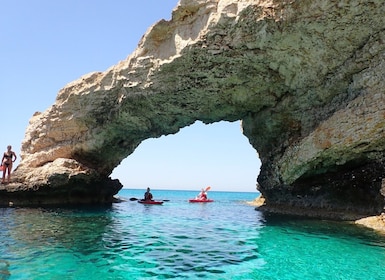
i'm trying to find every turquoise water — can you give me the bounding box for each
[0,189,385,279]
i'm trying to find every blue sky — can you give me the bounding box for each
[1,0,261,192]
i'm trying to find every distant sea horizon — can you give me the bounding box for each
[121,187,259,193]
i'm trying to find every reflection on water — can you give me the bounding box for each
[263,213,385,248]
[2,207,113,253]
[0,259,10,280]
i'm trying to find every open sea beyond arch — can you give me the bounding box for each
[0,188,384,279]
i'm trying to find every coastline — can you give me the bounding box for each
[355,214,385,234]
[248,195,385,235]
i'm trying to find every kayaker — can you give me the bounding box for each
[197,188,207,200]
[144,187,153,201]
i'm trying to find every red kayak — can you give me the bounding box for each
[138,200,164,205]
[188,199,214,203]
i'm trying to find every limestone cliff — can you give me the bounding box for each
[2,0,385,220]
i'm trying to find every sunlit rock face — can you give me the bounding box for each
[3,0,385,216]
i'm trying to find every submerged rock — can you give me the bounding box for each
[355,214,385,234]
[3,0,385,221]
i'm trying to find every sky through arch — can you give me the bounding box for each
[112,121,261,192]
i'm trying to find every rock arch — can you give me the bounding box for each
[3,0,385,219]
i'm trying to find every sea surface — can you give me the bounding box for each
[0,189,385,280]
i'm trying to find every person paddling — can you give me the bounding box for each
[144,187,153,201]
[197,189,207,200]
[196,186,210,200]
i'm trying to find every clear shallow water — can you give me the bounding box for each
[0,189,384,279]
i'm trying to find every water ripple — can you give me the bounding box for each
[1,191,385,279]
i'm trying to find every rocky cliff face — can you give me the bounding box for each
[3,0,385,218]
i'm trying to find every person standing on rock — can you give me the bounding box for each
[2,145,17,184]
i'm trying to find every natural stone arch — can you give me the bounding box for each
[2,0,385,221]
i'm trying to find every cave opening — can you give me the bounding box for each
[111,120,261,192]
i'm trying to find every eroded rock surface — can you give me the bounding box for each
[2,0,385,218]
